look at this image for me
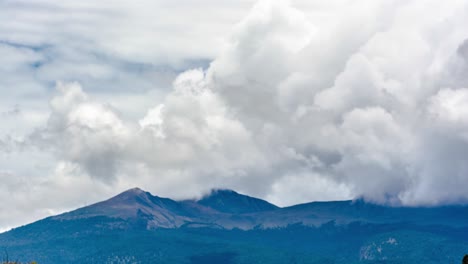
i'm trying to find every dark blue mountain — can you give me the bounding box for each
[1,188,467,264]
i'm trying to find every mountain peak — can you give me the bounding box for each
[54,187,194,229]
[120,187,147,197]
[108,187,151,203]
[126,187,145,193]
[198,189,279,214]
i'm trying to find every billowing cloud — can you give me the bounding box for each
[33,73,263,192]
[3,0,468,230]
[32,82,131,181]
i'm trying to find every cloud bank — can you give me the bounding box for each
[3,0,468,230]
[32,0,468,205]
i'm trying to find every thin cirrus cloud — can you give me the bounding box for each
[2,0,468,230]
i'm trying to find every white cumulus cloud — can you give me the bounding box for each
[3,0,468,231]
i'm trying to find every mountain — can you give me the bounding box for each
[1,188,468,264]
[50,187,468,229]
[53,187,198,229]
[51,188,279,229]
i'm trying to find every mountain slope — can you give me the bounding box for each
[53,187,195,228]
[48,188,282,230]
[12,187,468,230]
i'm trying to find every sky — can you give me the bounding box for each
[2,0,468,231]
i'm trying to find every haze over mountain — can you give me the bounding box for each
[1,188,467,263]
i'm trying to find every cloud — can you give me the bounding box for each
[0,0,257,66]
[428,88,468,128]
[182,0,468,206]
[27,0,468,208]
[4,0,468,231]
[31,82,131,181]
[266,172,352,206]
[0,164,115,231]
[32,74,262,195]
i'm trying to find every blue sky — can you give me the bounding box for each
[2,0,468,231]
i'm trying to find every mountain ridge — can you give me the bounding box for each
[2,187,468,263]
[9,187,468,232]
